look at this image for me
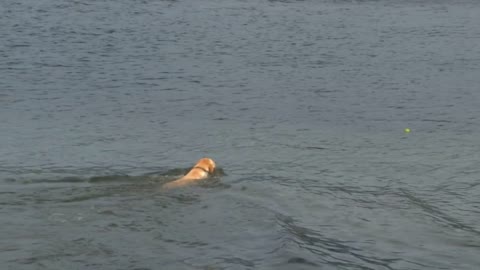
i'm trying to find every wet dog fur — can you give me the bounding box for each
[162,157,216,189]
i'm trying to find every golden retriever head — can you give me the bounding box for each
[194,157,216,174]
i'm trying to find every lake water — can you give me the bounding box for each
[1,0,480,269]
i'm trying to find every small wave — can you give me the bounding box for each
[287,257,318,266]
[399,188,480,236]
[275,213,400,269]
[88,175,139,183]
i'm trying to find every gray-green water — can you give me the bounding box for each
[1,0,480,269]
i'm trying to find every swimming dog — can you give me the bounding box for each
[162,157,216,189]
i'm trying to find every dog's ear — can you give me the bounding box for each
[197,158,215,173]
[209,164,215,173]
[209,159,216,172]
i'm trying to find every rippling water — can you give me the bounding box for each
[1,0,480,269]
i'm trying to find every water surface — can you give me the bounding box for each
[1,0,480,269]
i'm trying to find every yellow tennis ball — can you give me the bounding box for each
[404,128,411,133]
